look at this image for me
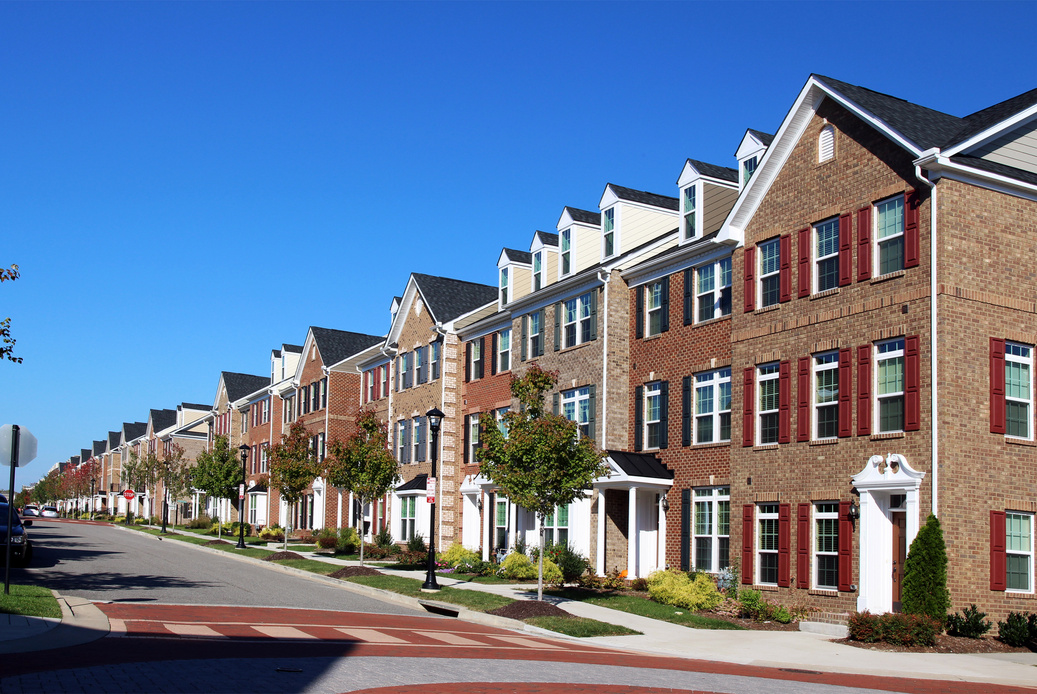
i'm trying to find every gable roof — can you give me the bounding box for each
[311,327,384,367]
[150,408,177,433]
[501,248,533,265]
[411,273,498,325]
[181,402,210,412]
[123,422,147,441]
[282,344,303,353]
[608,184,679,211]
[93,440,106,456]
[222,372,270,402]
[108,431,121,448]
[533,230,559,247]
[563,207,601,225]
[747,129,774,146]
[686,158,739,183]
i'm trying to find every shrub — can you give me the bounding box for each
[337,526,360,554]
[498,552,563,583]
[848,611,940,647]
[228,521,251,537]
[407,534,427,553]
[773,605,793,624]
[133,516,147,525]
[901,514,950,623]
[997,611,1037,647]
[441,543,481,570]
[513,537,526,556]
[187,515,212,529]
[646,570,723,611]
[374,526,394,548]
[313,528,338,549]
[737,589,764,619]
[551,544,589,583]
[848,610,882,642]
[259,526,284,541]
[947,604,992,638]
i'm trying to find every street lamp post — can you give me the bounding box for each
[237,444,249,549]
[160,461,169,533]
[422,407,445,592]
[90,477,95,521]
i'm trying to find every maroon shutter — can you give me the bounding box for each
[490,333,498,376]
[838,348,852,437]
[464,343,471,382]
[857,345,872,436]
[779,234,792,303]
[742,505,754,585]
[905,335,921,431]
[990,337,1006,434]
[743,246,756,313]
[797,503,811,588]
[857,206,872,282]
[838,500,853,591]
[904,189,920,269]
[778,503,791,587]
[838,213,852,286]
[990,510,1007,591]
[778,360,791,444]
[797,356,810,442]
[742,367,755,447]
[797,227,810,298]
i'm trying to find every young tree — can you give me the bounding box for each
[478,363,609,600]
[902,513,951,622]
[269,421,319,551]
[161,443,193,530]
[325,408,400,566]
[1,264,21,364]
[192,435,242,538]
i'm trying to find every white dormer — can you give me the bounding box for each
[529,231,558,293]
[556,207,601,279]
[390,296,402,326]
[598,184,679,262]
[497,248,532,310]
[735,129,773,192]
[676,159,739,244]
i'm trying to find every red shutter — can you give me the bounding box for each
[490,333,498,376]
[838,213,852,286]
[797,356,810,442]
[904,189,920,269]
[742,367,755,447]
[797,227,810,298]
[464,343,471,382]
[857,206,872,282]
[778,360,791,444]
[857,345,872,436]
[742,505,754,585]
[990,337,1006,434]
[990,510,1007,591]
[838,500,853,591]
[905,335,921,431]
[743,246,756,313]
[779,234,792,303]
[778,503,791,587]
[797,503,811,588]
[838,348,852,437]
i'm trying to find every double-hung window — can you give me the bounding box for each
[402,353,413,389]
[695,368,731,443]
[366,370,375,402]
[814,218,839,293]
[758,238,781,307]
[397,421,408,463]
[645,382,663,449]
[758,363,780,444]
[400,496,416,542]
[1006,342,1032,439]
[412,417,424,463]
[603,208,615,257]
[646,281,664,337]
[814,502,839,590]
[757,503,780,585]
[500,268,509,307]
[495,499,509,549]
[876,339,905,432]
[529,311,542,357]
[415,346,426,385]
[683,184,697,240]
[742,155,758,185]
[498,329,511,372]
[696,258,732,322]
[875,196,905,276]
[495,407,510,438]
[470,340,483,380]
[533,251,543,291]
[563,292,594,348]
[544,505,569,547]
[561,230,571,276]
[1007,512,1034,592]
[814,352,839,439]
[693,486,730,571]
[562,387,591,438]
[430,342,441,381]
[468,415,480,465]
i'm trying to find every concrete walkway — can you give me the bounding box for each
[3,527,1037,689]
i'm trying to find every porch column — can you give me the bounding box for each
[658,493,667,572]
[336,491,343,528]
[508,499,517,550]
[482,494,491,562]
[596,489,606,575]
[627,487,638,579]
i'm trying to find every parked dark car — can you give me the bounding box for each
[0,504,33,566]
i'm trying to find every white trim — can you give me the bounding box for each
[946,108,1037,158]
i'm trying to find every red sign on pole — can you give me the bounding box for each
[426,477,436,504]
[123,490,135,501]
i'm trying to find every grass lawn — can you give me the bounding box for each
[0,584,61,619]
[344,574,514,612]
[274,559,341,575]
[438,573,524,585]
[545,588,744,630]
[526,616,640,637]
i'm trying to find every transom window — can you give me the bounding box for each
[563,292,593,348]
[697,258,732,322]
[533,252,543,291]
[498,329,511,372]
[562,387,591,439]
[645,382,663,449]
[1007,511,1034,592]
[561,230,571,276]
[695,368,731,444]
[646,281,664,336]
[814,352,839,439]
[400,496,416,541]
[693,486,730,572]
[757,503,779,585]
[603,208,615,257]
[500,268,510,306]
[1006,342,1032,439]
[875,196,904,276]
[759,238,781,308]
[757,363,780,445]
[814,502,839,590]
[815,218,839,293]
[683,184,697,240]
[876,339,905,432]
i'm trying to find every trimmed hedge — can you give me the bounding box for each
[848,610,941,646]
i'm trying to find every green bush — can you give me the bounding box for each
[337,526,360,553]
[187,515,212,529]
[441,543,481,570]
[498,552,562,583]
[901,514,950,623]
[737,589,764,619]
[407,534,427,553]
[313,527,338,549]
[847,611,941,646]
[997,611,1037,647]
[773,605,793,624]
[947,605,992,638]
[552,544,589,583]
[646,570,723,611]
[229,521,251,536]
[259,526,285,541]
[374,526,394,548]
[133,516,147,525]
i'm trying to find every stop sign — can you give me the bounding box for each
[123,490,135,501]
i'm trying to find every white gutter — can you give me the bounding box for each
[597,270,611,448]
[914,151,939,516]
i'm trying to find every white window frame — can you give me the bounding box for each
[646,281,664,337]
[397,421,407,462]
[366,369,375,403]
[1005,342,1032,440]
[500,267,510,307]
[757,363,780,445]
[603,207,616,258]
[1006,511,1034,593]
[814,352,839,440]
[470,339,482,380]
[644,382,662,449]
[412,417,423,463]
[498,328,511,372]
[874,195,905,276]
[563,292,593,348]
[692,486,730,572]
[682,183,697,240]
[758,237,781,308]
[562,387,591,438]
[696,257,732,322]
[399,495,417,542]
[814,217,839,293]
[757,503,779,586]
[814,502,839,590]
[742,155,758,185]
[875,338,905,433]
[529,311,542,357]
[532,251,543,292]
[543,504,570,547]
[560,229,572,277]
[694,368,731,444]
[430,344,440,381]
[260,443,269,473]
[495,407,510,439]
[495,498,509,549]
[468,415,480,465]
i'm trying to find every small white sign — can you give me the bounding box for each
[426,476,436,504]
[239,483,245,500]
[0,425,38,467]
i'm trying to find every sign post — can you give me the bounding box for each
[1,425,39,595]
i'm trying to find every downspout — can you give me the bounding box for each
[915,158,938,516]
[597,270,611,448]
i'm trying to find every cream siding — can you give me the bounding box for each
[616,204,678,256]
[972,118,1037,175]
[703,184,739,236]
[543,249,559,290]
[572,225,599,276]
[510,266,533,304]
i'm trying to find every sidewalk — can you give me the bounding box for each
[4,526,1037,689]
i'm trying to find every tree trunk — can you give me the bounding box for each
[538,519,545,601]
[358,496,366,567]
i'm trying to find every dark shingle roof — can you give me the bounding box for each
[311,327,384,367]
[108,431,121,448]
[747,129,775,146]
[123,422,147,441]
[80,448,92,462]
[412,274,498,324]
[150,408,177,432]
[946,87,1037,147]
[283,344,303,353]
[70,455,81,467]
[181,402,210,412]
[607,450,674,480]
[564,207,601,225]
[222,372,270,402]
[534,231,559,247]
[502,248,533,264]
[272,349,281,358]
[397,473,427,492]
[93,441,106,456]
[608,184,679,211]
[687,158,738,183]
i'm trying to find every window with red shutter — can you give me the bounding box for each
[838,213,852,286]
[904,189,920,269]
[778,503,791,587]
[797,357,810,442]
[743,246,756,313]
[778,361,791,444]
[742,367,754,447]
[857,345,872,436]
[797,227,810,298]
[990,510,1007,591]
[779,234,792,303]
[838,348,852,437]
[857,206,872,282]
[797,503,811,588]
[905,336,920,431]
[742,504,754,584]
[990,337,1006,434]
[838,501,853,591]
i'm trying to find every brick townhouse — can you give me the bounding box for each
[156,402,209,522]
[722,74,1037,619]
[115,421,146,516]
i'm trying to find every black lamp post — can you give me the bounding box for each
[90,477,95,521]
[237,444,249,549]
[422,407,445,592]
[160,460,169,533]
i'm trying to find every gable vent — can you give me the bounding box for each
[819,125,835,162]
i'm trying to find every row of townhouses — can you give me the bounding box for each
[55,74,1037,620]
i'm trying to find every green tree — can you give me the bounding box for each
[269,421,319,551]
[902,513,951,622]
[193,435,242,537]
[161,443,193,529]
[478,363,609,600]
[325,408,400,566]
[1,264,21,364]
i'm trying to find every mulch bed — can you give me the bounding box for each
[837,635,1032,654]
[263,551,305,561]
[487,600,574,620]
[204,539,231,546]
[329,566,383,579]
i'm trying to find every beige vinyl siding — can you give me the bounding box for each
[972,119,1037,175]
[572,225,599,276]
[510,266,533,303]
[703,184,739,236]
[543,250,558,289]
[616,204,678,256]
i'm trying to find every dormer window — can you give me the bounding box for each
[533,251,543,291]
[500,268,510,306]
[742,156,758,185]
[603,208,615,257]
[682,185,697,240]
[561,230,571,276]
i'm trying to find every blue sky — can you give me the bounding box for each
[2,1,1035,488]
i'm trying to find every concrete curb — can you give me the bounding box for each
[0,592,109,654]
